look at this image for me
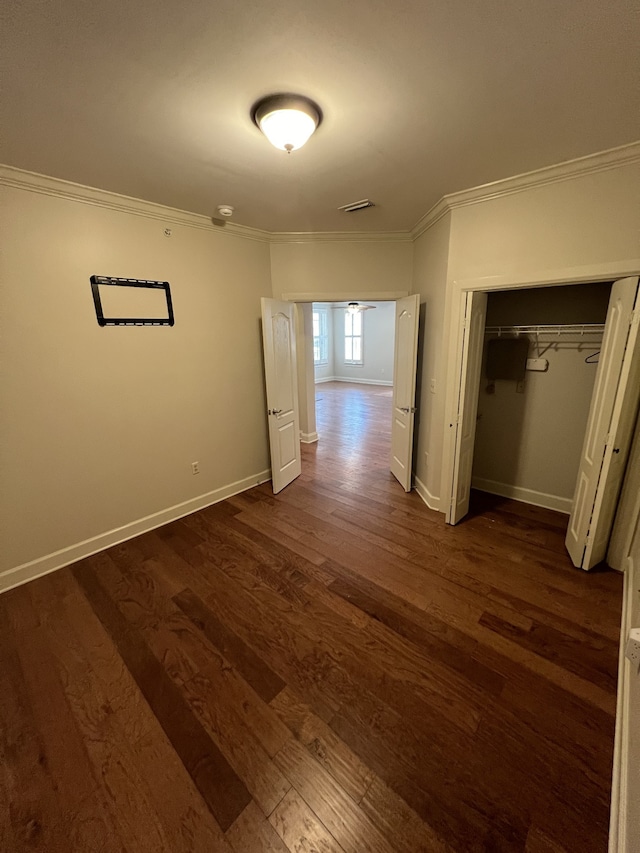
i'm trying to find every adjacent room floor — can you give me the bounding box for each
[0,381,623,852]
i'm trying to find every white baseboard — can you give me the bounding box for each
[0,469,272,595]
[333,376,394,386]
[413,475,442,512]
[300,431,319,444]
[316,376,393,387]
[471,477,573,514]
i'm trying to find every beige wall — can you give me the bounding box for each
[0,184,272,578]
[473,338,602,507]
[412,213,452,505]
[270,240,413,300]
[447,161,640,284]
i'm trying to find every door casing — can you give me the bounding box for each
[289,291,409,451]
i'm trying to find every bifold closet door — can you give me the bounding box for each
[565,276,640,570]
[447,291,488,524]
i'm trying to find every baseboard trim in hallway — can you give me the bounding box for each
[413,475,442,512]
[0,468,271,594]
[471,476,573,514]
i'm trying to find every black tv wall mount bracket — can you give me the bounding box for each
[90,275,175,326]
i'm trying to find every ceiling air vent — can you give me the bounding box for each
[337,199,375,213]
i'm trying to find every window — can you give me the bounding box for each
[344,309,363,365]
[313,308,329,365]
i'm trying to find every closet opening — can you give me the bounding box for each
[472,282,612,515]
[445,274,640,570]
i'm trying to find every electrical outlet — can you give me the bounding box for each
[626,628,640,669]
[191,461,200,475]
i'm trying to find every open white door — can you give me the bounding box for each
[390,295,420,491]
[566,276,640,570]
[261,298,302,494]
[607,418,640,852]
[447,291,488,524]
[608,406,640,571]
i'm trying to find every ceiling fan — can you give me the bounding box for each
[331,302,377,313]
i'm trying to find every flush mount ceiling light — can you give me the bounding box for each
[252,94,321,153]
[216,204,234,217]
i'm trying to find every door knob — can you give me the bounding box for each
[399,406,417,413]
[269,408,283,415]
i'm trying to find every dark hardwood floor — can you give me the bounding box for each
[1,381,623,852]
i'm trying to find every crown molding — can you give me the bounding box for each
[0,165,271,243]
[269,230,412,244]
[412,140,640,240]
[410,198,452,241]
[0,164,410,244]
[447,140,640,210]
[3,141,638,246]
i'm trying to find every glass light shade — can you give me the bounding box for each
[254,95,320,153]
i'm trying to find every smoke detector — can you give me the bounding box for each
[337,199,375,213]
[216,205,235,217]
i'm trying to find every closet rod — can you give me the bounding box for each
[485,323,605,336]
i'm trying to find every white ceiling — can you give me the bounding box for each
[2,0,638,232]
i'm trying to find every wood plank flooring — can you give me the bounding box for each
[0,381,623,852]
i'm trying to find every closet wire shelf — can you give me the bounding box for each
[484,323,605,336]
[484,323,605,360]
